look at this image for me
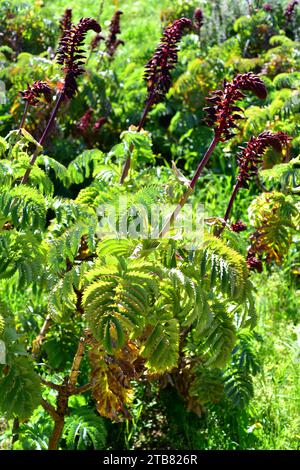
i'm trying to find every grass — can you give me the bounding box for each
[249,271,300,449]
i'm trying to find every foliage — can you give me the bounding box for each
[63,407,107,450]
[0,357,41,420]
[0,0,299,452]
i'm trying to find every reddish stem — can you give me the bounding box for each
[159,134,220,238]
[224,181,241,223]
[190,134,220,189]
[19,101,29,131]
[20,92,65,185]
[137,95,154,132]
[217,181,241,236]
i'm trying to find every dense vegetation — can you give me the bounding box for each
[0,0,299,451]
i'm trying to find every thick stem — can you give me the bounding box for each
[41,398,60,421]
[46,336,87,450]
[217,181,241,236]
[73,382,92,395]
[190,134,219,189]
[224,181,240,223]
[159,134,220,238]
[137,96,154,132]
[119,96,155,184]
[32,314,52,355]
[119,151,132,185]
[40,378,62,392]
[20,92,65,185]
[69,337,85,387]
[11,417,19,446]
[48,417,65,451]
[18,102,29,131]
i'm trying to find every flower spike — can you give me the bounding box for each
[285,1,298,23]
[77,108,94,133]
[205,72,267,141]
[144,17,192,105]
[20,81,52,106]
[231,221,247,232]
[237,131,290,188]
[193,8,203,30]
[105,10,124,57]
[57,17,101,98]
[59,8,72,33]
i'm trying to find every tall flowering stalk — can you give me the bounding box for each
[105,10,124,58]
[159,73,267,237]
[217,131,290,236]
[93,117,107,131]
[59,8,72,33]
[77,108,94,133]
[193,8,203,46]
[120,17,192,183]
[21,17,101,185]
[19,81,51,130]
[193,8,203,29]
[143,18,192,112]
[57,18,101,99]
[262,3,273,12]
[285,0,298,23]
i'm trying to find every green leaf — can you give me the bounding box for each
[141,318,179,373]
[0,357,41,419]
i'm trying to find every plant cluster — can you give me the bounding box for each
[0,0,299,451]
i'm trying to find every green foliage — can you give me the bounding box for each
[197,234,249,302]
[48,221,96,271]
[261,156,300,191]
[200,304,237,368]
[0,137,8,156]
[63,408,107,450]
[37,155,70,187]
[47,264,87,321]
[0,314,4,335]
[43,329,78,370]
[190,367,224,405]
[0,357,41,419]
[224,371,254,407]
[248,191,299,264]
[141,317,180,373]
[0,186,46,230]
[83,257,161,353]
[0,231,46,286]
[0,0,299,452]
[0,1,58,54]
[68,150,104,185]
